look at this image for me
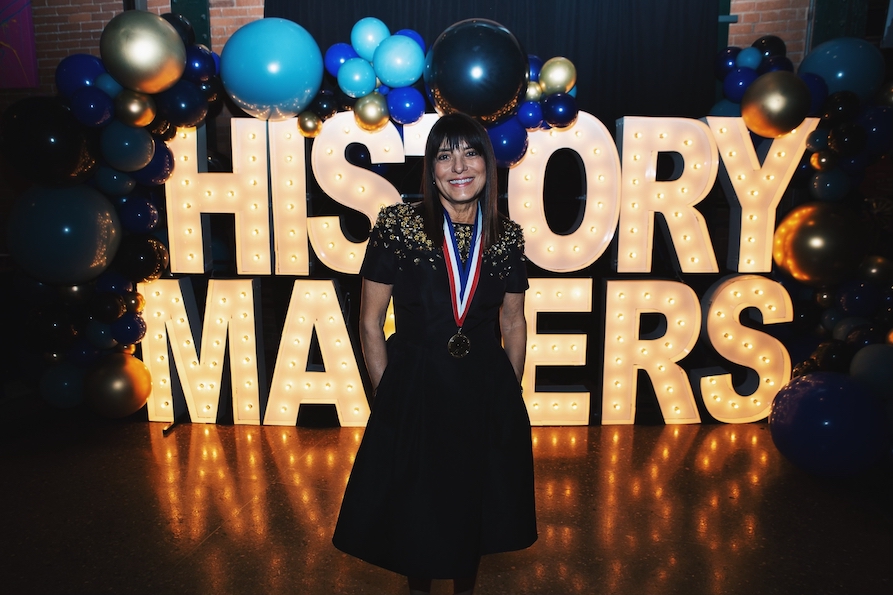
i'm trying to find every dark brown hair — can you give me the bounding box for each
[420,113,502,249]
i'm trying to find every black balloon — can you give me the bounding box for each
[752,35,786,59]
[113,235,170,283]
[311,89,339,120]
[827,121,867,157]
[424,19,528,124]
[811,340,853,372]
[820,91,861,126]
[161,12,195,46]
[89,292,127,323]
[154,79,208,128]
[0,96,98,185]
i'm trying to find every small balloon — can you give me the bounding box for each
[715,46,741,81]
[94,72,124,99]
[100,120,155,172]
[298,111,322,138]
[525,81,543,102]
[752,35,786,59]
[70,86,115,127]
[538,57,576,96]
[827,121,867,157]
[110,311,147,345]
[324,42,359,78]
[809,169,852,201]
[113,235,169,283]
[735,46,763,70]
[154,79,208,128]
[129,138,175,186]
[809,150,838,171]
[116,195,160,233]
[386,86,425,125]
[723,67,758,103]
[820,90,861,126]
[487,116,528,168]
[858,255,893,285]
[55,53,107,98]
[100,10,186,94]
[337,57,377,98]
[182,44,217,84]
[353,92,390,131]
[741,71,811,137]
[122,291,146,314]
[516,100,544,130]
[114,89,156,127]
[541,92,578,128]
[84,353,152,418]
[373,34,425,88]
[310,90,339,120]
[350,17,390,62]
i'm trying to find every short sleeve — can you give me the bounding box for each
[359,207,397,285]
[504,221,529,294]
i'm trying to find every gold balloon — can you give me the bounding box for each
[100,10,186,94]
[84,353,152,418]
[525,81,544,102]
[772,202,863,286]
[741,71,811,138]
[354,92,390,132]
[298,111,322,138]
[115,89,156,127]
[539,57,576,96]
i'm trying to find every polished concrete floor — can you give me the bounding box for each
[1,397,891,595]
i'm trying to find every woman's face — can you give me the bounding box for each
[432,138,486,207]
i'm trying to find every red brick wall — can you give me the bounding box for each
[728,0,812,68]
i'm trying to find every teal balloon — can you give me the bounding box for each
[798,37,885,101]
[373,34,425,88]
[100,120,155,172]
[220,18,323,120]
[736,46,763,70]
[709,98,741,116]
[849,344,893,402]
[39,362,86,408]
[94,165,135,196]
[6,185,122,284]
[351,17,390,62]
[95,72,123,98]
[338,57,377,98]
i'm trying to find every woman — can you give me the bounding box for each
[332,113,537,595]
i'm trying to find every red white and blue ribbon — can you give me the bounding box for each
[442,205,483,329]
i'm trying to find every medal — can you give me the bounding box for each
[443,205,483,358]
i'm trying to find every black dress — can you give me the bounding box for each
[332,203,537,579]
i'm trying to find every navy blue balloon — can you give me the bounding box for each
[805,128,829,152]
[111,312,147,345]
[182,44,217,84]
[66,337,103,367]
[857,106,893,156]
[715,46,741,81]
[486,116,528,168]
[798,72,828,115]
[723,67,758,103]
[94,270,134,295]
[769,372,889,477]
[809,169,851,201]
[820,306,845,331]
[838,281,881,317]
[70,86,114,127]
[154,79,208,128]
[386,86,425,125]
[324,42,359,78]
[528,54,544,82]
[517,100,544,130]
[116,196,160,233]
[55,54,106,98]
[758,55,794,75]
[129,138,174,186]
[541,92,577,128]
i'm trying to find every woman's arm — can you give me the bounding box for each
[500,291,527,383]
[359,279,393,393]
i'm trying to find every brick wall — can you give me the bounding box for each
[728,0,812,68]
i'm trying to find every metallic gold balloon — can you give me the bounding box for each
[354,92,390,131]
[84,353,152,418]
[741,71,811,138]
[115,89,156,127]
[539,57,576,96]
[525,81,543,102]
[772,202,863,286]
[298,111,322,138]
[100,10,186,94]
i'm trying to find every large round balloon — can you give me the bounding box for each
[100,10,186,94]
[424,19,528,124]
[373,34,425,88]
[772,202,863,286]
[83,353,152,418]
[220,18,323,120]
[769,372,889,476]
[798,37,885,101]
[0,96,98,185]
[6,185,121,284]
[740,71,811,137]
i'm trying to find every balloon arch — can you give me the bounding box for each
[1,11,892,478]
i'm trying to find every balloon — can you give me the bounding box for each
[94,270,134,295]
[84,353,152,418]
[55,53,106,98]
[827,121,867,156]
[424,19,528,125]
[772,202,863,286]
[100,10,186,94]
[832,316,870,341]
[110,311,147,345]
[798,37,885,101]
[297,111,322,138]
[517,100,544,130]
[386,86,425,125]
[0,96,98,185]
[811,339,852,372]
[6,185,121,284]
[809,169,852,201]
[220,18,323,120]
[752,35,786,59]
[395,28,425,53]
[858,255,893,285]
[735,46,763,70]
[350,17,390,62]
[122,291,146,313]
[539,57,576,96]
[66,337,102,367]
[849,343,893,401]
[857,106,893,156]
[757,55,794,75]
[154,79,207,128]
[722,67,758,103]
[805,128,829,151]
[337,57,377,98]
[541,92,578,128]
[740,71,811,137]
[372,34,425,88]
[838,281,881,317]
[487,116,528,168]
[114,89,156,127]
[116,196,160,233]
[99,120,154,172]
[39,362,86,409]
[820,90,861,126]
[182,44,216,84]
[809,150,837,171]
[708,98,741,116]
[89,292,127,324]
[94,72,124,99]
[798,72,828,115]
[769,372,889,476]
[715,46,741,81]
[113,235,169,283]
[160,12,195,46]
[353,92,390,131]
[70,86,114,127]
[820,307,845,331]
[310,90,339,120]
[129,138,174,186]
[324,42,359,77]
